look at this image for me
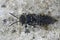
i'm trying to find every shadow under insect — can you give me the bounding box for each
[9,13,57,30]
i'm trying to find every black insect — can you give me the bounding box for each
[20,14,57,27]
[9,13,57,28]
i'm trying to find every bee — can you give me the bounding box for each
[9,13,57,30]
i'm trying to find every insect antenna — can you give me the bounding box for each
[9,13,19,19]
[9,21,19,26]
[9,13,20,26]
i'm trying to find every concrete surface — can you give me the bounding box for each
[0,0,60,40]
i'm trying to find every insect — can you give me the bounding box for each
[9,13,57,29]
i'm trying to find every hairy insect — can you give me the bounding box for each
[9,13,57,29]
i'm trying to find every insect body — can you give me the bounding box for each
[9,13,57,28]
[20,14,57,27]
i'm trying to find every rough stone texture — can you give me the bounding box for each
[0,0,60,40]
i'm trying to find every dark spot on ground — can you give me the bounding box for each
[3,19,7,24]
[12,29,16,33]
[33,36,35,39]
[1,4,6,8]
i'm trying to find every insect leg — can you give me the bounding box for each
[9,21,19,26]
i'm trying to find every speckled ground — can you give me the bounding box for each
[0,0,60,40]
